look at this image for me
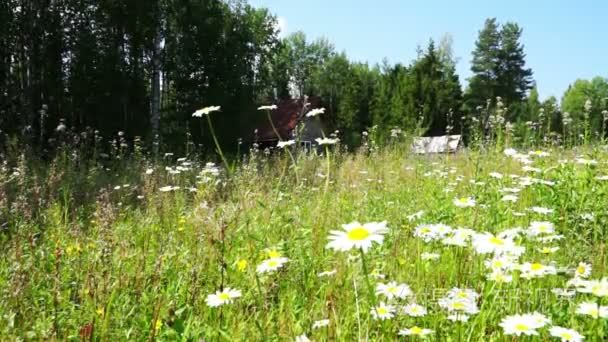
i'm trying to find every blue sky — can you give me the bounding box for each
[249,0,608,100]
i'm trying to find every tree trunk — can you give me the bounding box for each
[150,27,162,140]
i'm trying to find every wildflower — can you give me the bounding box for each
[398,326,433,337]
[447,314,470,322]
[489,172,503,179]
[549,326,585,342]
[472,233,518,255]
[438,288,480,315]
[159,186,178,192]
[575,302,608,318]
[539,246,559,254]
[407,210,424,222]
[257,105,277,111]
[295,334,311,342]
[574,262,591,278]
[317,269,337,277]
[552,288,576,298]
[315,137,339,145]
[504,148,518,156]
[401,303,427,317]
[501,194,518,202]
[375,281,412,300]
[499,313,549,336]
[305,108,325,117]
[529,150,550,157]
[192,105,221,117]
[530,206,554,215]
[421,252,440,261]
[528,221,555,236]
[312,319,330,329]
[205,287,242,307]
[370,302,395,320]
[155,319,162,331]
[442,228,475,247]
[326,221,388,252]
[454,197,476,208]
[487,269,513,283]
[518,262,557,279]
[414,223,452,242]
[277,140,295,148]
[485,255,518,271]
[256,257,289,274]
[576,278,608,297]
[236,259,248,272]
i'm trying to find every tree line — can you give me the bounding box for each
[1,1,607,153]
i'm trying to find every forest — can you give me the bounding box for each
[2,0,607,155]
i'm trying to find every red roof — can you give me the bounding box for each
[256,97,321,141]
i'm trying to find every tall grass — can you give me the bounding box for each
[1,108,607,340]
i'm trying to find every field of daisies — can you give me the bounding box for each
[1,139,608,341]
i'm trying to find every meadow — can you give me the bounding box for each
[1,128,608,341]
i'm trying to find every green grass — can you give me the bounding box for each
[1,144,607,341]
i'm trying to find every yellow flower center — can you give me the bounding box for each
[560,332,573,339]
[589,308,598,317]
[420,227,431,233]
[531,263,544,271]
[515,323,529,331]
[410,326,423,335]
[267,260,278,267]
[377,307,388,315]
[267,250,281,258]
[576,266,586,275]
[490,237,504,246]
[453,302,466,310]
[388,287,398,294]
[218,293,231,301]
[347,227,370,241]
[459,197,468,203]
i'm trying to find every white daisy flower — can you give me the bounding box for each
[312,319,330,329]
[453,197,476,208]
[518,262,557,279]
[192,105,221,117]
[575,301,608,319]
[576,278,608,297]
[528,221,555,236]
[421,252,441,261]
[257,105,277,111]
[401,303,427,317]
[376,281,412,300]
[574,262,592,278]
[315,137,339,145]
[499,313,549,336]
[530,206,554,215]
[370,302,395,320]
[326,221,388,252]
[205,287,242,307]
[549,326,585,342]
[305,108,325,117]
[295,334,311,342]
[398,326,434,336]
[256,257,289,274]
[277,140,295,148]
[551,288,576,298]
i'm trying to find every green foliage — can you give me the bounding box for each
[467,18,533,114]
[561,77,608,137]
[1,141,608,340]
